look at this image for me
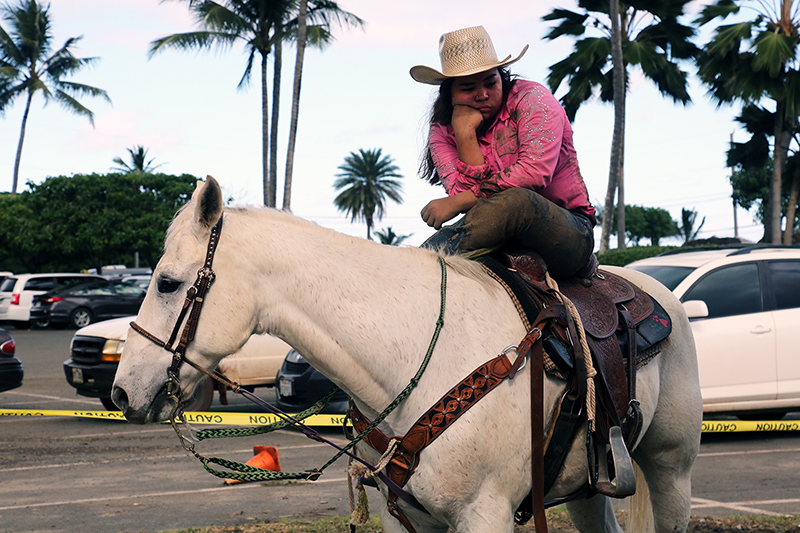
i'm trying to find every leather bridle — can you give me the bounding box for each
[129,215,228,404]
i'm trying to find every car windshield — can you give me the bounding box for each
[627,265,696,291]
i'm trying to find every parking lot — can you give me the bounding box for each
[1,326,799,533]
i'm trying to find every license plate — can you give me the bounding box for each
[72,368,84,384]
[279,378,293,398]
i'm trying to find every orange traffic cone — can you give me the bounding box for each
[223,445,281,485]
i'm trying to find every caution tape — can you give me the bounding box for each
[0,408,350,427]
[2,409,798,432]
[701,420,800,433]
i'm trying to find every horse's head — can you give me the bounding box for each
[112,176,254,423]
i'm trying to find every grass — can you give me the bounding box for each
[136,509,800,533]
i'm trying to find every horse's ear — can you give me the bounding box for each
[193,175,223,231]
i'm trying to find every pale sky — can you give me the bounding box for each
[0,0,760,249]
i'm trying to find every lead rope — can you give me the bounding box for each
[544,273,596,433]
[347,438,400,528]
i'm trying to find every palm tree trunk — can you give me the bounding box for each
[283,0,308,212]
[771,100,788,244]
[600,0,626,252]
[785,164,800,245]
[270,38,282,208]
[261,50,271,207]
[12,91,34,195]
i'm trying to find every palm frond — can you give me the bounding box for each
[752,31,796,77]
[149,30,238,57]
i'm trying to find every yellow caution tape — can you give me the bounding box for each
[701,420,800,433]
[2,409,797,432]
[0,408,349,427]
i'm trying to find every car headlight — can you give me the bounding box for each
[286,349,306,363]
[101,339,125,362]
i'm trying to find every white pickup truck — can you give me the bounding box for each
[63,316,291,411]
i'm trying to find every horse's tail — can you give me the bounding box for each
[626,461,655,533]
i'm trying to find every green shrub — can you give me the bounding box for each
[595,246,678,267]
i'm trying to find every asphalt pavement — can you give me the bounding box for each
[1,326,799,533]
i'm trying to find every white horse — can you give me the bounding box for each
[113,177,702,533]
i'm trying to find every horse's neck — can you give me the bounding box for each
[237,212,448,410]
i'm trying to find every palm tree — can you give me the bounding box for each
[728,103,800,241]
[678,208,705,243]
[333,148,404,240]
[111,145,164,174]
[542,1,699,252]
[696,0,800,244]
[374,226,412,246]
[150,0,361,208]
[0,0,110,194]
[283,0,307,212]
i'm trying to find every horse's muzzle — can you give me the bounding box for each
[112,382,171,424]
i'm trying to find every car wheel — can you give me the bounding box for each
[101,397,120,411]
[31,318,50,329]
[70,308,93,329]
[183,376,214,412]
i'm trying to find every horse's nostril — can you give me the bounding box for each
[111,386,128,412]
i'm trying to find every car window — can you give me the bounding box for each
[57,276,94,287]
[627,265,696,291]
[0,278,17,292]
[767,260,800,311]
[23,277,56,291]
[682,263,762,319]
[113,282,146,296]
[72,282,114,296]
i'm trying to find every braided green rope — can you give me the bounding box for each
[190,256,448,483]
[194,386,340,441]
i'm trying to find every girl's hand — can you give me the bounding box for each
[420,191,478,229]
[452,104,484,135]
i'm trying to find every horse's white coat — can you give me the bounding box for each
[113,178,702,533]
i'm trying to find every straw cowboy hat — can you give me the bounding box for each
[410,25,528,85]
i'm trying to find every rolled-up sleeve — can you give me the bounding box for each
[429,124,490,196]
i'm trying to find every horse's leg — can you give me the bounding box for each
[631,386,700,532]
[565,495,623,533]
[631,348,701,532]
[378,506,449,533]
[451,496,516,533]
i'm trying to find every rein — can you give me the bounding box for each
[128,215,450,500]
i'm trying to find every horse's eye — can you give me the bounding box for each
[157,278,182,294]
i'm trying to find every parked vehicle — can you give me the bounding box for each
[30,278,147,329]
[626,246,800,419]
[0,273,106,329]
[0,328,23,393]
[64,316,291,411]
[274,349,349,414]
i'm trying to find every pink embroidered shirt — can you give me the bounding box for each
[430,80,595,221]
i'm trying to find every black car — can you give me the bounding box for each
[0,328,23,393]
[31,279,146,329]
[274,349,349,414]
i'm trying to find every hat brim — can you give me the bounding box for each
[410,44,529,85]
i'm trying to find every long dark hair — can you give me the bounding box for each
[418,68,517,185]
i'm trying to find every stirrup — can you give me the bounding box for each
[594,426,636,498]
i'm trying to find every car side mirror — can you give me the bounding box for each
[682,300,709,319]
